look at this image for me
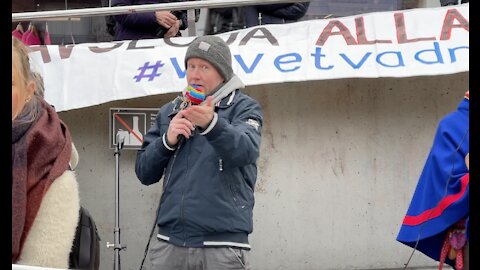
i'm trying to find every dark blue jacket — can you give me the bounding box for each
[135,89,263,248]
[245,2,310,27]
[111,0,189,41]
[440,0,468,6]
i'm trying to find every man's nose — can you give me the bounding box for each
[188,68,201,78]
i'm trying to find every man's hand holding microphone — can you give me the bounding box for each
[166,85,215,146]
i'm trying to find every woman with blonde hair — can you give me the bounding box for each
[12,36,81,268]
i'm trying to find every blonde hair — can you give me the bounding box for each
[12,36,45,123]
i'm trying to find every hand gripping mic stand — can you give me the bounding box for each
[107,135,127,270]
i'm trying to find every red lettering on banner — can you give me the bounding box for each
[316,8,468,47]
[28,45,75,63]
[89,43,123,53]
[59,45,76,60]
[395,12,436,43]
[316,20,357,46]
[127,40,154,50]
[355,17,392,45]
[440,8,469,40]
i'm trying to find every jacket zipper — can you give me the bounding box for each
[180,140,192,246]
[164,141,183,190]
[181,192,186,246]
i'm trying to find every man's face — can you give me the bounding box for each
[186,57,224,95]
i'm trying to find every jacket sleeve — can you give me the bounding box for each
[203,97,263,169]
[257,4,291,12]
[179,11,188,30]
[135,107,175,185]
[259,2,310,20]
[112,0,160,31]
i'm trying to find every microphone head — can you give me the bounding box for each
[185,84,205,105]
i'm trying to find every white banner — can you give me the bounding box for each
[28,4,469,112]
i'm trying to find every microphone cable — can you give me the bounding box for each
[138,198,160,270]
[139,85,204,269]
[138,138,185,270]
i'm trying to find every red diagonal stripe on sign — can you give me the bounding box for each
[114,114,143,144]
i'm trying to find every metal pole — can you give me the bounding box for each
[187,8,196,37]
[107,135,125,270]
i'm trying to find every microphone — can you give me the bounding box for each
[168,84,205,144]
[185,84,206,106]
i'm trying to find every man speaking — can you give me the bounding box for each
[135,35,263,270]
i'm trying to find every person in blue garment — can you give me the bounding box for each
[397,90,469,270]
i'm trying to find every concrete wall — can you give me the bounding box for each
[58,72,467,270]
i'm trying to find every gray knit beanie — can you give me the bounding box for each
[185,36,233,81]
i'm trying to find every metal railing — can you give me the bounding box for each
[12,0,308,21]
[12,0,307,37]
[12,265,67,270]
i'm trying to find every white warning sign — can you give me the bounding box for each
[109,108,159,150]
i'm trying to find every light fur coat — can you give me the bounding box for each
[17,144,81,269]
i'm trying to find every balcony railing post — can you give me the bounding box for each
[187,8,196,36]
